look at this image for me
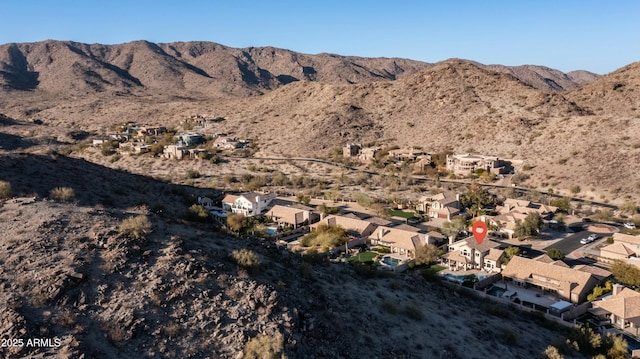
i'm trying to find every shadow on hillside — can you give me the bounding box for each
[0,133,37,150]
[0,153,220,213]
[4,44,40,90]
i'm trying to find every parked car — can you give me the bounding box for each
[623,222,637,229]
[580,234,598,244]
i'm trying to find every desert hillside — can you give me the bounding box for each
[0,154,582,358]
[0,41,638,202]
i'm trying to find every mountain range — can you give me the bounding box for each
[1,40,639,201]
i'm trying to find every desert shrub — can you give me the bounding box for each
[403,303,424,321]
[381,298,398,314]
[186,170,201,179]
[118,215,152,239]
[227,213,247,232]
[511,172,530,185]
[498,327,519,346]
[231,248,261,269]
[49,187,75,202]
[543,346,564,359]
[185,204,209,222]
[300,224,347,249]
[0,181,12,199]
[242,332,285,359]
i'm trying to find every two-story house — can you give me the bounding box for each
[222,192,276,217]
[416,191,461,220]
[442,237,504,272]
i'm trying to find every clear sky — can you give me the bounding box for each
[2,0,638,74]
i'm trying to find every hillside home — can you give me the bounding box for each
[368,226,436,258]
[387,148,431,161]
[591,284,640,336]
[480,199,557,238]
[214,136,240,149]
[343,143,361,157]
[178,132,205,147]
[310,215,378,239]
[416,191,461,220]
[265,205,319,229]
[598,233,640,264]
[501,256,601,304]
[497,198,557,219]
[221,192,276,217]
[446,153,507,175]
[442,237,504,273]
[163,144,186,160]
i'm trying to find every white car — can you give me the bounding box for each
[580,234,597,245]
[624,222,637,229]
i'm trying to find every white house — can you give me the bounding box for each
[221,192,276,217]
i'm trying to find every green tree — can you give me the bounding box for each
[414,244,440,265]
[442,217,467,241]
[546,248,565,260]
[513,212,544,239]
[550,197,571,212]
[353,192,372,208]
[610,260,640,286]
[461,181,497,216]
[502,246,521,264]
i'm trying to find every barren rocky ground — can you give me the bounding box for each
[0,194,581,359]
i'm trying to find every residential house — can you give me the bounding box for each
[310,215,378,239]
[481,198,557,238]
[92,137,110,146]
[214,136,240,149]
[265,205,319,229]
[178,132,205,147]
[163,144,186,160]
[221,192,276,217]
[416,191,461,220]
[442,237,504,273]
[358,147,380,162]
[368,226,435,258]
[119,142,150,154]
[497,198,557,219]
[591,284,640,336]
[598,233,640,263]
[343,143,361,158]
[140,126,167,136]
[446,153,508,175]
[387,148,430,161]
[501,256,601,303]
[197,196,216,210]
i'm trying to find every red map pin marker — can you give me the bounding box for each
[472,222,488,244]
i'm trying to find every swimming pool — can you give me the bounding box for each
[380,256,401,267]
[486,285,507,297]
[266,227,278,236]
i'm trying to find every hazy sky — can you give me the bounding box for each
[3,0,638,74]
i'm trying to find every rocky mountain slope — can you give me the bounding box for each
[1,40,595,97]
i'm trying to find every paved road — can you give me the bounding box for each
[542,227,599,255]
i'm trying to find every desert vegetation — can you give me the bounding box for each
[118,215,152,239]
[48,186,76,202]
